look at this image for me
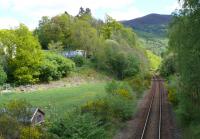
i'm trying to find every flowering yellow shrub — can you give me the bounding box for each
[81,99,108,114]
[20,127,41,139]
[0,135,4,139]
[114,89,133,99]
[168,87,178,106]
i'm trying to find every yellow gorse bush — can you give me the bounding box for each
[20,127,41,139]
[81,99,108,113]
[114,89,133,100]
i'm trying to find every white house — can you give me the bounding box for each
[63,50,86,58]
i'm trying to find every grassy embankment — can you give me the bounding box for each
[0,82,107,120]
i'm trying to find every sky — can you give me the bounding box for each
[0,0,180,30]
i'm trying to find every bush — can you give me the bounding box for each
[0,25,43,85]
[45,52,75,76]
[0,115,20,139]
[0,100,32,138]
[39,60,58,82]
[82,81,135,122]
[20,127,42,139]
[160,54,176,77]
[49,111,107,139]
[0,66,7,85]
[107,95,134,121]
[107,51,139,80]
[5,99,33,124]
[94,40,140,79]
[0,135,4,139]
[71,55,86,67]
[81,99,110,122]
[0,99,53,139]
[182,124,200,139]
[20,126,58,139]
[13,67,40,85]
[105,81,133,99]
[126,75,147,95]
[166,76,179,106]
[39,52,75,82]
[105,81,134,121]
[146,50,162,72]
[168,87,178,106]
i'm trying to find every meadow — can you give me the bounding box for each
[0,82,107,120]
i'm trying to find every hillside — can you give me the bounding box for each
[121,14,173,56]
[121,14,172,38]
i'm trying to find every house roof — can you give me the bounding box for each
[0,107,45,123]
[30,108,45,122]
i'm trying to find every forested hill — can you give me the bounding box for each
[121,14,172,38]
[121,14,172,56]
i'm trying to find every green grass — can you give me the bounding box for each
[0,82,107,120]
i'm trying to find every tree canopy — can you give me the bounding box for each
[0,24,43,84]
[34,8,150,80]
[167,0,200,136]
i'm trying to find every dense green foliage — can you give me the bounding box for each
[70,20,99,56]
[0,82,137,138]
[86,81,134,121]
[71,55,86,67]
[0,100,56,139]
[166,76,179,107]
[35,10,150,80]
[39,52,75,82]
[80,81,136,137]
[0,25,43,84]
[159,53,176,77]
[0,7,154,139]
[94,40,140,79]
[139,36,168,56]
[35,14,72,49]
[0,25,75,84]
[0,66,7,85]
[146,50,162,72]
[126,74,151,95]
[135,24,168,38]
[166,0,200,138]
[49,112,106,139]
[48,41,64,53]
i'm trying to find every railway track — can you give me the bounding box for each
[140,76,163,139]
[114,76,177,139]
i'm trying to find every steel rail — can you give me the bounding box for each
[158,79,162,139]
[140,78,156,139]
[140,77,162,139]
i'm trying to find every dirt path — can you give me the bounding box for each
[10,72,111,93]
[14,76,103,92]
[114,78,178,139]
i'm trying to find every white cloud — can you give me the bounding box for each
[0,0,136,16]
[0,0,11,10]
[0,0,140,29]
[0,18,20,29]
[165,1,182,13]
[7,0,134,10]
[108,8,143,21]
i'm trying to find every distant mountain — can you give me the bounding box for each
[121,14,173,56]
[121,14,173,38]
